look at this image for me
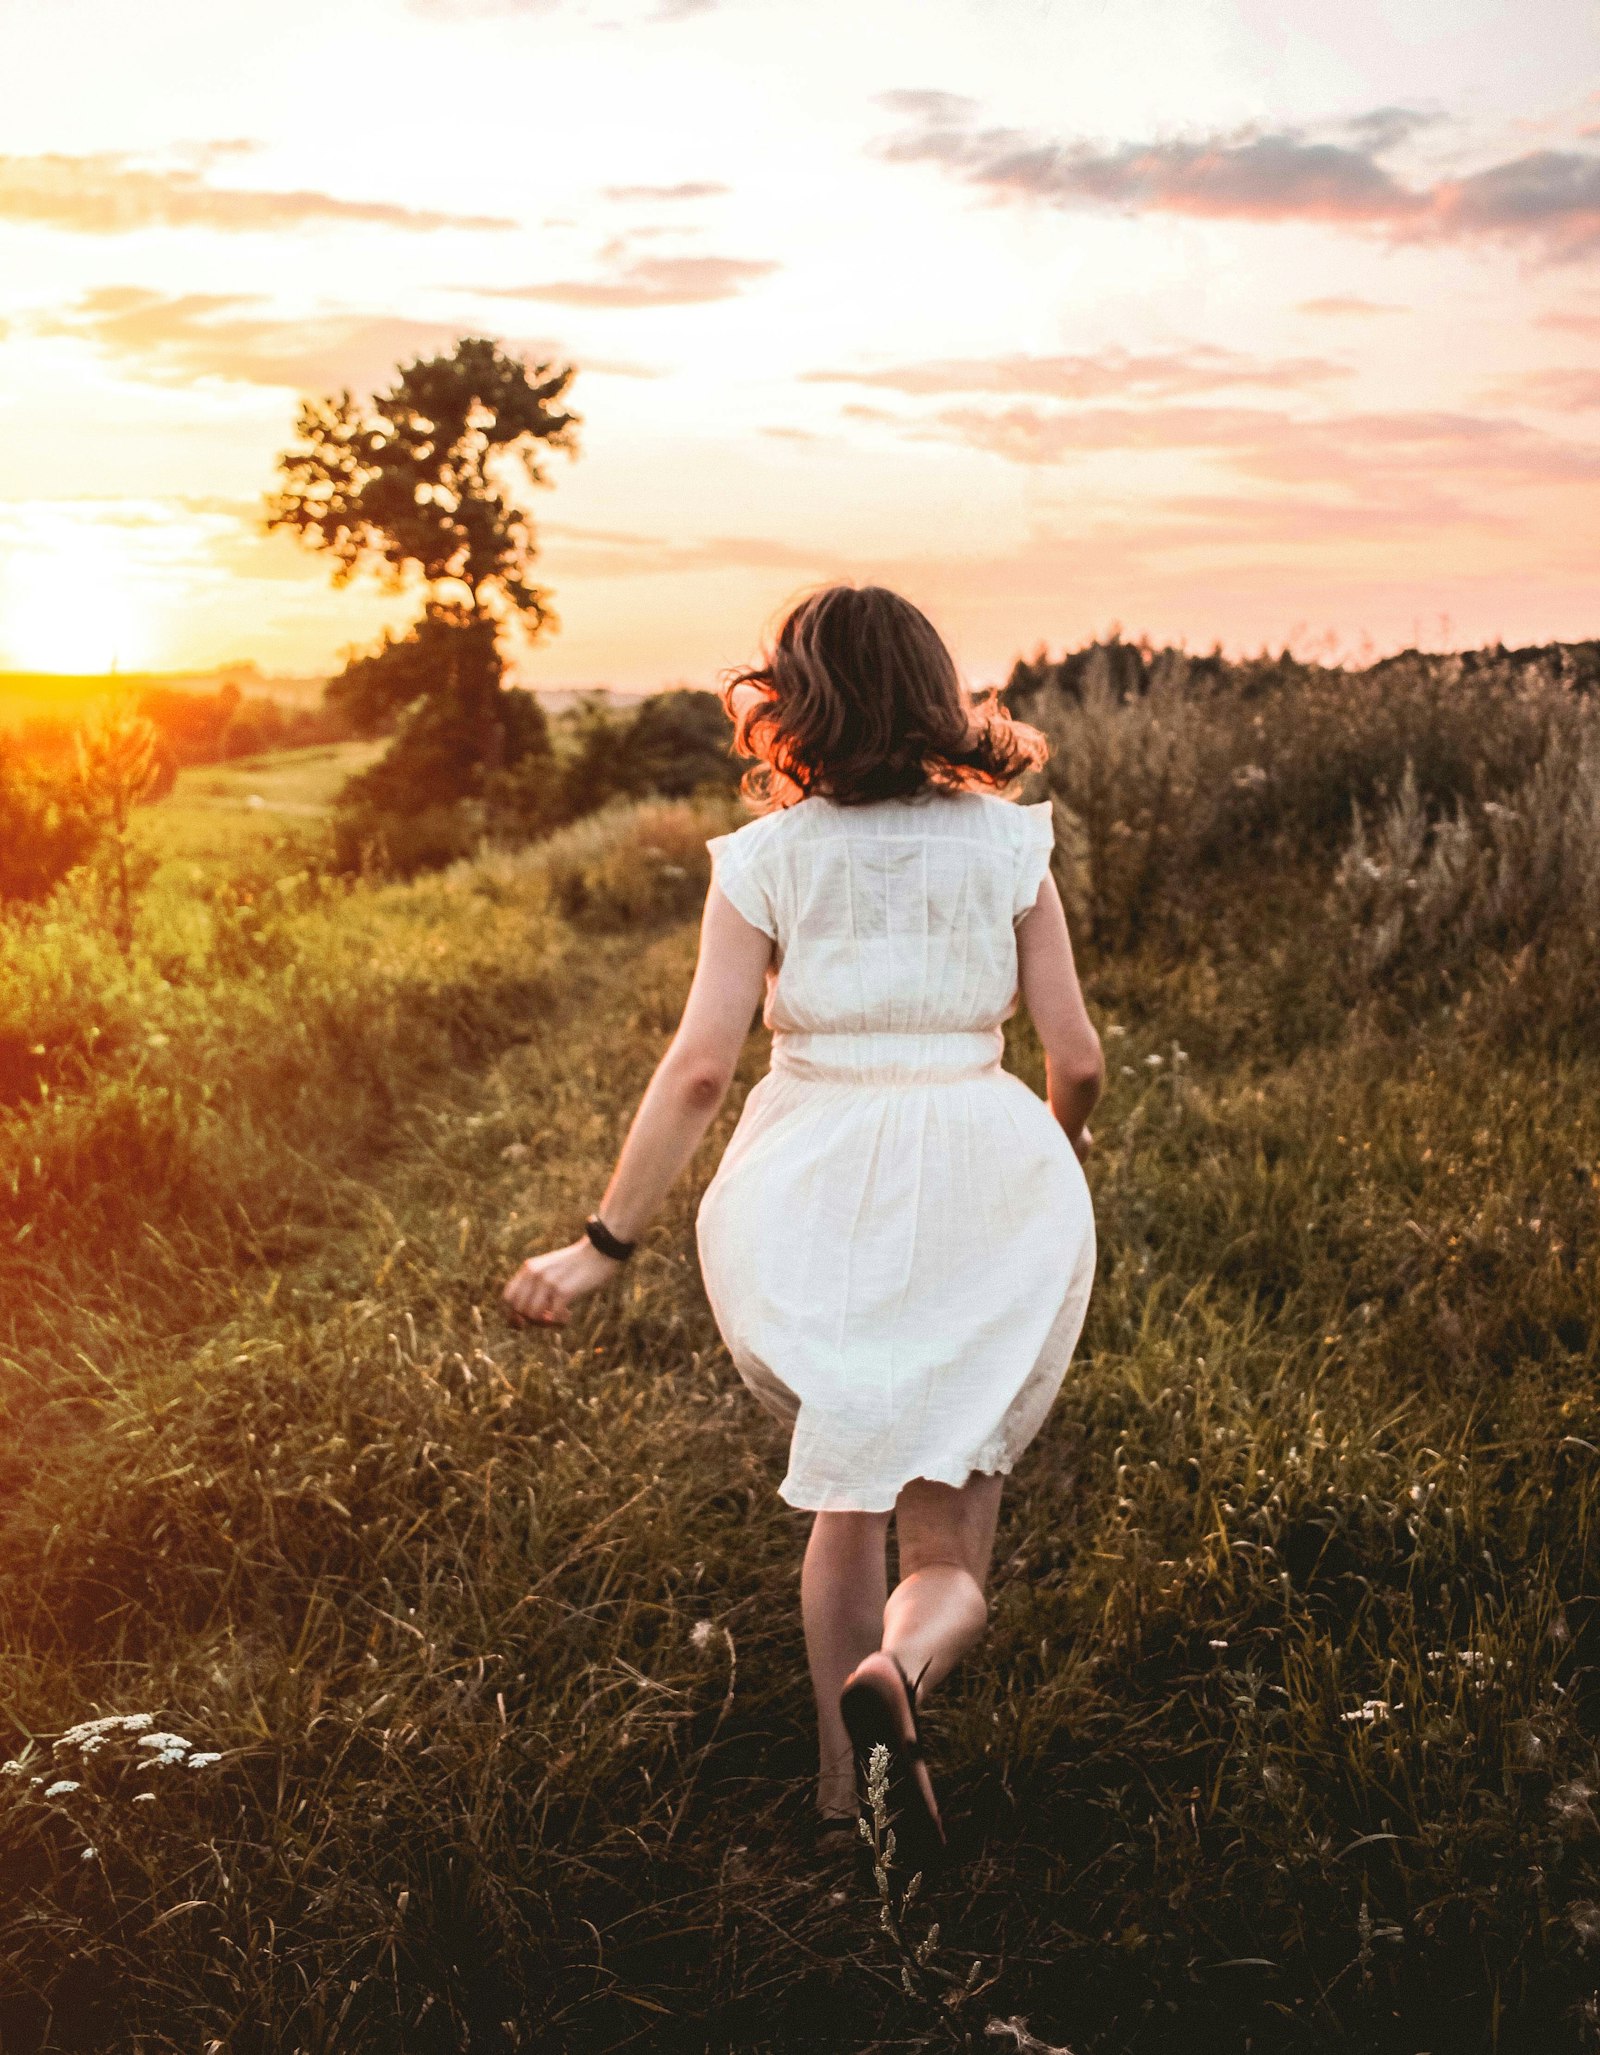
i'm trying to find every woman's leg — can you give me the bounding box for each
[802,1510,890,1816]
[881,1471,1005,1699]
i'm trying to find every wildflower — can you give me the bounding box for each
[132,1792,156,1804]
[81,1846,97,1861]
[58,1713,153,1750]
[43,1780,81,1798]
[137,1733,191,1768]
[689,1620,717,1652]
[1341,1700,1398,1725]
[1,1761,25,1777]
[186,1753,223,1770]
[1144,1053,1164,1068]
[1208,1639,1229,1651]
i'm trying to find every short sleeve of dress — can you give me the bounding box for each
[708,828,778,939]
[1012,800,1056,921]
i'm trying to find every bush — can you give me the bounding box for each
[529,796,737,930]
[0,745,98,907]
[1015,641,1579,958]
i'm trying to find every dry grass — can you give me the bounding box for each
[3,675,1600,2052]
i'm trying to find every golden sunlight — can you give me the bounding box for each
[0,515,156,675]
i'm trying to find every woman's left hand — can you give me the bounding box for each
[503,1239,621,1325]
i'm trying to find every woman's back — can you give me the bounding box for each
[708,790,1055,1049]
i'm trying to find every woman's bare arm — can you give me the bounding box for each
[1016,870,1103,1160]
[503,882,772,1325]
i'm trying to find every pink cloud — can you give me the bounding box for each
[481,253,779,307]
[807,345,1347,401]
[42,287,572,392]
[878,102,1600,258]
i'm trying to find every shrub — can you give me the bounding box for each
[0,745,98,907]
[531,796,737,930]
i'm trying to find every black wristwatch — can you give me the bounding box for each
[585,1214,637,1262]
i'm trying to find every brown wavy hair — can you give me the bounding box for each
[720,584,1047,810]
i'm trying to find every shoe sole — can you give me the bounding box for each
[839,1671,945,1877]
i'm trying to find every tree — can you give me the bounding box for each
[267,337,579,864]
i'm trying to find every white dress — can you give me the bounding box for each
[695,790,1096,1514]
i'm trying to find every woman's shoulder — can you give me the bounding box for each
[717,790,1050,852]
[920,787,1052,847]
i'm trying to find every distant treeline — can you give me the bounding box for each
[7,680,348,794]
[1003,633,1600,713]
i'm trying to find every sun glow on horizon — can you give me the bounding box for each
[0,514,159,677]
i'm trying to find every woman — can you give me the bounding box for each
[504,585,1101,1869]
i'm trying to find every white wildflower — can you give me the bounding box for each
[186,1753,223,1770]
[1208,1639,1229,1651]
[689,1620,717,1652]
[43,1780,80,1798]
[1341,1700,1399,1725]
[80,1846,97,1861]
[1144,1053,1165,1068]
[59,1713,153,1750]
[131,1792,156,1805]
[135,1733,191,1755]
[1,1761,25,1776]
[1232,763,1269,790]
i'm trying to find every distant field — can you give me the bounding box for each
[0,668,329,728]
[136,740,384,866]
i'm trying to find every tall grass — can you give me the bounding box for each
[3,661,1600,2051]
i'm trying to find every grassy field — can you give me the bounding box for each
[134,741,386,869]
[3,654,1600,2052]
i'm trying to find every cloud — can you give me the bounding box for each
[850,394,1600,494]
[542,521,824,577]
[1487,367,1600,411]
[1340,106,1445,153]
[806,345,1346,401]
[1538,308,1600,336]
[0,147,513,236]
[42,287,573,392]
[876,101,1600,257]
[479,253,778,306]
[1297,295,1404,316]
[602,180,730,201]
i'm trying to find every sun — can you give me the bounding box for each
[0,518,158,675]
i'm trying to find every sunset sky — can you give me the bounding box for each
[1,0,1598,692]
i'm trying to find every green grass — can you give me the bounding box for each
[135,741,385,869]
[3,664,1600,2052]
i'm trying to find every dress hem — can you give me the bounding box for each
[777,1450,1019,1516]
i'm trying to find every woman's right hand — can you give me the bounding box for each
[503,1238,621,1326]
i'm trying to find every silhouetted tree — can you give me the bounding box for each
[267,337,579,864]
